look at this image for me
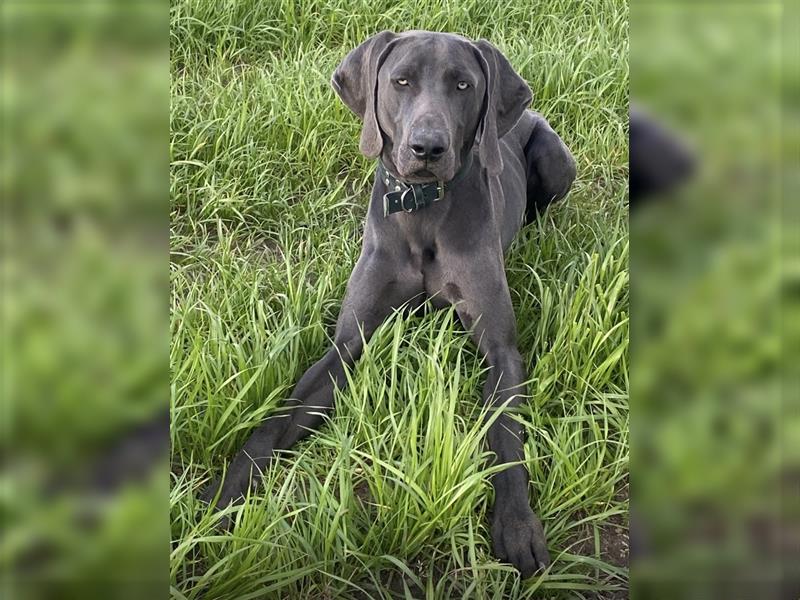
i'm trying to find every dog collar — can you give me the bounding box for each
[377,153,473,217]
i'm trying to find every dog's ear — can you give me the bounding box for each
[331,31,397,158]
[472,40,532,176]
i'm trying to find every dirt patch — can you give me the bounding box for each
[563,486,629,599]
[353,478,373,505]
[600,510,630,570]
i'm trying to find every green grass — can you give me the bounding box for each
[170,0,629,598]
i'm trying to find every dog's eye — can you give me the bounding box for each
[395,78,409,86]
[456,81,470,90]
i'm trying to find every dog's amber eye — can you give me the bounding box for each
[396,78,409,86]
[456,81,470,90]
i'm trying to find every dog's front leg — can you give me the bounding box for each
[482,342,550,578]
[205,247,422,513]
[445,251,550,578]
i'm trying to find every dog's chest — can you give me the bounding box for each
[396,228,450,301]
[395,207,480,295]
[406,241,445,302]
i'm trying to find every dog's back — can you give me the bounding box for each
[492,111,576,247]
[517,110,576,223]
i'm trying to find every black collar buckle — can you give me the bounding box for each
[400,186,417,212]
[399,183,443,212]
[433,182,444,202]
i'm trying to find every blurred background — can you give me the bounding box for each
[1,0,796,598]
[1,1,167,599]
[630,0,797,598]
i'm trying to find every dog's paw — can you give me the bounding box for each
[491,503,550,578]
[200,462,253,512]
[200,443,277,523]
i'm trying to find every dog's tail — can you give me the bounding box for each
[522,116,577,224]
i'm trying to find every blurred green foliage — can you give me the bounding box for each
[2,2,168,598]
[631,2,795,598]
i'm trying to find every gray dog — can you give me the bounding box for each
[207,30,576,578]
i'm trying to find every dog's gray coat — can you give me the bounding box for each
[207,31,576,578]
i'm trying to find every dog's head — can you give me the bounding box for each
[332,31,532,182]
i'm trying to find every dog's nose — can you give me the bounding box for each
[409,130,449,162]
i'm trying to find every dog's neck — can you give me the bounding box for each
[376,151,475,217]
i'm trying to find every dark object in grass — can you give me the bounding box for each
[629,106,695,205]
[203,30,577,579]
[45,411,169,497]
